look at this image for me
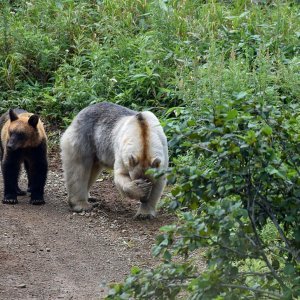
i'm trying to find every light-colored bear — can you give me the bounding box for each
[60,102,168,218]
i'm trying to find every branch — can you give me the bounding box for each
[220,284,282,299]
[196,143,216,153]
[248,205,287,289]
[237,271,272,277]
[253,186,300,262]
[214,237,258,259]
[246,168,287,290]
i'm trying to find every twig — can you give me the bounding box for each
[246,167,287,290]
[253,185,300,262]
[220,283,282,299]
[196,143,216,153]
[237,271,271,277]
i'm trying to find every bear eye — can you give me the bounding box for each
[16,132,26,140]
[11,131,26,140]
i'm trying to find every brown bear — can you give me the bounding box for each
[0,109,48,205]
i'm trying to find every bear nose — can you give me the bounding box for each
[7,142,16,151]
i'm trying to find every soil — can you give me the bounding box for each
[0,150,177,300]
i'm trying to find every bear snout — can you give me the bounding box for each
[7,139,19,151]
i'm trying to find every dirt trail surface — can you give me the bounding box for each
[0,151,176,300]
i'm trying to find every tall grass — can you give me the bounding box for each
[1,0,299,125]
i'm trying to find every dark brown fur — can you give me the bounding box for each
[0,109,48,205]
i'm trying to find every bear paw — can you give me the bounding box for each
[125,179,152,200]
[134,212,156,220]
[69,200,96,213]
[3,198,18,204]
[30,199,45,205]
[134,204,156,220]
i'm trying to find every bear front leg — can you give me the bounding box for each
[2,154,21,204]
[135,177,166,219]
[25,146,48,205]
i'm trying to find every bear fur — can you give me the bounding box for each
[60,102,168,218]
[0,109,48,205]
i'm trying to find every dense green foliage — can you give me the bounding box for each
[1,0,299,299]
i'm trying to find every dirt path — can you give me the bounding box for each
[0,151,176,300]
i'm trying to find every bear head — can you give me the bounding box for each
[6,109,42,151]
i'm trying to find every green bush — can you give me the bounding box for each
[108,55,300,298]
[107,2,300,299]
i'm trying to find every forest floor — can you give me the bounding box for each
[0,150,187,300]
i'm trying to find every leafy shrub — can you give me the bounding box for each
[108,66,300,299]
[107,2,300,298]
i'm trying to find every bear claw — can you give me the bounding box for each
[30,199,45,205]
[134,213,155,220]
[3,198,18,204]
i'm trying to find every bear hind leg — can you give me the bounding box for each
[27,160,48,205]
[87,161,103,203]
[63,158,94,212]
[24,160,32,193]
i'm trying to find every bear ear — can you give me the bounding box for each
[28,115,39,128]
[129,155,139,168]
[135,113,144,121]
[151,157,161,168]
[9,109,18,122]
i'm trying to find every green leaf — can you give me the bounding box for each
[262,125,272,136]
[131,266,141,275]
[234,91,247,100]
[160,225,176,232]
[163,250,172,261]
[152,246,162,257]
[226,109,238,120]
[265,166,287,180]
[294,229,300,242]
[283,263,295,276]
